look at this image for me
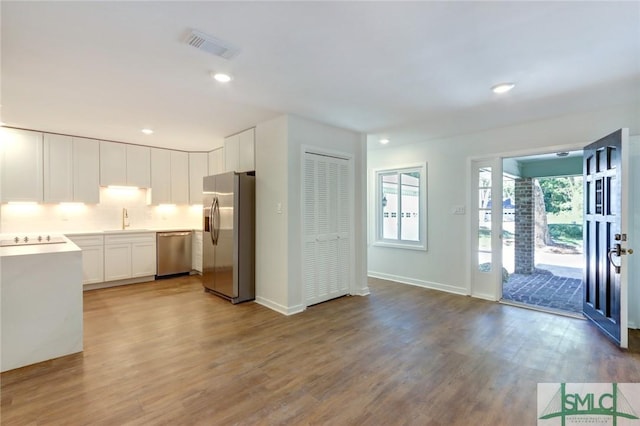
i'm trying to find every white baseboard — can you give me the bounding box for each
[367,271,468,296]
[255,297,305,316]
[83,276,155,291]
[471,292,498,301]
[351,286,370,296]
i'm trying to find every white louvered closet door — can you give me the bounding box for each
[303,152,351,306]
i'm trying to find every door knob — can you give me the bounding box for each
[608,243,633,273]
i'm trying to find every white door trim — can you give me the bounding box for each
[300,145,355,307]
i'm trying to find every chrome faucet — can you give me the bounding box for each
[122,208,130,230]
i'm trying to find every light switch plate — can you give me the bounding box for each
[452,205,465,215]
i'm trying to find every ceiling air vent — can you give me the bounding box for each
[185,30,240,60]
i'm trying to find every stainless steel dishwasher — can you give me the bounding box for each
[156,231,192,277]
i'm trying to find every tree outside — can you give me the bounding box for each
[535,176,583,252]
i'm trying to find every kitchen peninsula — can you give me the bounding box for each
[0,234,83,372]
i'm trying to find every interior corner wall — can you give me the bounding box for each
[254,115,290,313]
[286,114,369,310]
[255,114,368,315]
[368,104,640,302]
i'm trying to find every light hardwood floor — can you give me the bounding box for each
[2,276,639,425]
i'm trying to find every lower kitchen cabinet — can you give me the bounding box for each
[65,234,104,285]
[132,241,156,277]
[104,233,156,282]
[104,244,131,281]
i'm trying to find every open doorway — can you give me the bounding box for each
[500,151,584,316]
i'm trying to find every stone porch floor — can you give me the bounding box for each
[502,268,583,314]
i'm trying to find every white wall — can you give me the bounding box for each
[368,105,639,323]
[0,187,201,233]
[254,115,290,312]
[287,115,369,310]
[255,114,368,315]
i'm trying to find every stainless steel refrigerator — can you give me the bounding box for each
[202,171,255,304]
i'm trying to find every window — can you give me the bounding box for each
[375,164,427,250]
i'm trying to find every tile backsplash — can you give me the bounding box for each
[0,187,202,233]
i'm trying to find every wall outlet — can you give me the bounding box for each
[452,205,466,215]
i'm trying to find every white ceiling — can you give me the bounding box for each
[2,1,639,152]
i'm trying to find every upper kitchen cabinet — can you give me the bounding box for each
[150,148,171,204]
[73,138,100,203]
[224,133,239,172]
[170,151,189,205]
[100,141,150,187]
[43,134,73,202]
[150,148,189,205]
[44,135,100,203]
[208,148,224,175]
[99,141,126,186]
[188,152,208,204]
[1,128,43,202]
[224,128,255,173]
[238,128,255,172]
[126,145,151,188]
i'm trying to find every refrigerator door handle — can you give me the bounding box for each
[209,197,218,246]
[213,197,221,244]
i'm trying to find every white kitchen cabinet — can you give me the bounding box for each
[151,148,171,204]
[170,151,189,205]
[104,233,156,281]
[224,128,255,173]
[132,241,156,277]
[151,148,190,205]
[192,230,203,273]
[44,134,73,202]
[224,133,240,172]
[126,144,151,188]
[208,148,224,175]
[66,234,104,284]
[238,128,255,172]
[100,141,127,186]
[100,141,150,187]
[189,152,208,204]
[1,128,43,202]
[73,138,100,203]
[104,243,132,281]
[45,135,100,203]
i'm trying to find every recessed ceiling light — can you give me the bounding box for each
[556,152,569,157]
[141,128,154,135]
[380,138,390,145]
[492,83,515,94]
[212,72,232,83]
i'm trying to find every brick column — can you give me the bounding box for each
[514,178,535,274]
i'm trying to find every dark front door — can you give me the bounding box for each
[583,129,630,347]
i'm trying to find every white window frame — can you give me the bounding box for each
[373,163,427,251]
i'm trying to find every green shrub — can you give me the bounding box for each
[548,223,583,240]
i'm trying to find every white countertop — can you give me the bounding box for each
[64,227,200,236]
[0,234,80,258]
